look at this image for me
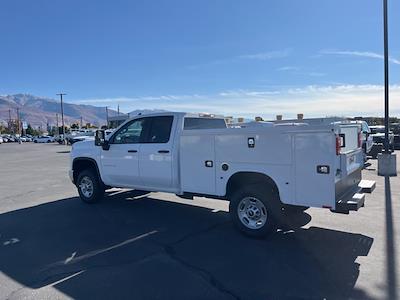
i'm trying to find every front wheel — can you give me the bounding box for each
[76,170,104,203]
[229,185,281,238]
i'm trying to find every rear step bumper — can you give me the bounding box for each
[358,180,376,193]
[332,179,375,214]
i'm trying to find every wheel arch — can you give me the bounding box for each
[72,157,102,185]
[225,171,281,201]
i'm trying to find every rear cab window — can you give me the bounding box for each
[184,117,227,130]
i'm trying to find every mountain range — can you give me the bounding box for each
[0,94,118,128]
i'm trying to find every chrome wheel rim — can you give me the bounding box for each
[237,197,267,229]
[79,176,94,198]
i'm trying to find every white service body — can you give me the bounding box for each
[70,112,371,213]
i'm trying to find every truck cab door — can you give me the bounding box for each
[100,118,149,187]
[139,116,175,190]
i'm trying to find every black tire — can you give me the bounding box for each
[229,185,282,238]
[283,204,309,214]
[76,169,105,203]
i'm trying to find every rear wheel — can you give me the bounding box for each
[229,185,281,237]
[283,204,309,214]
[76,170,104,203]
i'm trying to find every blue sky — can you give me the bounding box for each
[1,0,399,118]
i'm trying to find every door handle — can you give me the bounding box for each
[127,150,138,153]
[158,150,170,153]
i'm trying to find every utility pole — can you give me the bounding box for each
[56,113,59,134]
[106,106,109,128]
[16,108,20,136]
[117,104,120,116]
[56,93,67,144]
[8,109,12,133]
[80,116,83,129]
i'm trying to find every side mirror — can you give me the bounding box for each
[95,130,105,146]
[95,130,110,150]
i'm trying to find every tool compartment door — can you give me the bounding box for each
[180,133,216,195]
[294,132,335,207]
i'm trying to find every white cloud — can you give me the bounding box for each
[276,66,326,77]
[187,49,290,69]
[321,50,400,65]
[239,49,291,60]
[277,66,299,71]
[72,84,400,119]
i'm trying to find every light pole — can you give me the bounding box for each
[56,93,67,144]
[106,106,109,128]
[383,0,389,153]
[378,0,397,176]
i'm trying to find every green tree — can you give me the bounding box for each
[26,124,41,136]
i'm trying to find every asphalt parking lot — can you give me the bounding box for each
[0,143,399,300]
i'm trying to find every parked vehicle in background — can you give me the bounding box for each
[390,123,400,150]
[55,135,65,144]
[369,125,395,158]
[69,134,95,145]
[33,136,55,143]
[6,135,16,142]
[356,121,373,159]
[66,130,96,145]
[70,112,375,238]
[0,136,3,144]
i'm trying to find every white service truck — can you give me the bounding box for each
[69,112,375,237]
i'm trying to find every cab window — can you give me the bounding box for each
[111,118,148,144]
[146,116,173,143]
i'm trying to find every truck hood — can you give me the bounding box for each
[72,139,95,150]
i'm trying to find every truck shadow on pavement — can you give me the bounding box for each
[0,190,374,300]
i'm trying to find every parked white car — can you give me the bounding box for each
[33,136,55,143]
[0,136,3,144]
[70,112,375,237]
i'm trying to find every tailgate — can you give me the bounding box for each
[333,123,375,213]
[337,123,363,177]
[334,148,375,213]
[338,149,364,177]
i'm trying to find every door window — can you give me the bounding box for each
[111,118,148,144]
[146,116,173,143]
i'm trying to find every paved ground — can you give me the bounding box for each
[0,143,399,300]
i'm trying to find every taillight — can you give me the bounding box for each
[336,135,341,155]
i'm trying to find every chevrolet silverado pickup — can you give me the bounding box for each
[69,112,375,237]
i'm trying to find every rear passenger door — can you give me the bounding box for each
[139,116,175,190]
